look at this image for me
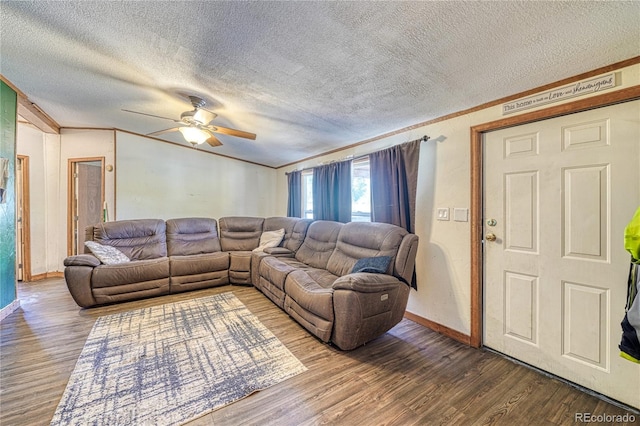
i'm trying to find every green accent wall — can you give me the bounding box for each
[0,81,17,310]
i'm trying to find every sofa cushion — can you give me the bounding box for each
[283,269,337,342]
[305,268,339,288]
[253,228,285,252]
[326,222,407,277]
[284,269,335,322]
[294,221,343,269]
[93,279,170,305]
[170,270,229,292]
[92,258,170,288]
[394,233,420,285]
[260,256,302,291]
[219,216,264,251]
[169,252,229,277]
[166,217,221,256]
[263,217,312,252]
[228,251,253,284]
[351,256,392,274]
[89,219,167,260]
[285,294,333,343]
[85,241,130,265]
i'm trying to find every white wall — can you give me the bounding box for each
[17,123,47,276]
[16,123,61,276]
[62,130,278,261]
[115,132,277,220]
[275,63,640,335]
[57,129,116,268]
[17,128,277,275]
[43,134,61,273]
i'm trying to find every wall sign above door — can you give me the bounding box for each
[502,72,619,115]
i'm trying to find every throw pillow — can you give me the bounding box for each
[85,241,130,265]
[252,228,286,252]
[351,256,392,274]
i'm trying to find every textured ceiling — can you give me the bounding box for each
[1,1,639,167]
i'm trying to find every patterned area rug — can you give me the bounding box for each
[51,292,307,425]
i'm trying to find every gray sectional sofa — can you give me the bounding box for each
[63,216,418,350]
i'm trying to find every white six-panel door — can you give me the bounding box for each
[483,100,640,409]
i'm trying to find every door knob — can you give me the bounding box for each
[485,233,497,242]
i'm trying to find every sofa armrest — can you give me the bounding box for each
[332,273,410,350]
[332,272,403,293]
[263,247,295,257]
[64,264,98,308]
[64,254,101,267]
[63,255,100,307]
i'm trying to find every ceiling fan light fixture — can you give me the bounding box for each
[179,126,209,145]
[124,95,254,147]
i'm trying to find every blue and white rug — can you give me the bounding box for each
[51,292,307,425]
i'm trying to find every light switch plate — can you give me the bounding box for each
[454,208,469,222]
[437,208,449,221]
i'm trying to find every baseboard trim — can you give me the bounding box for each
[0,299,21,322]
[30,272,64,281]
[404,311,472,346]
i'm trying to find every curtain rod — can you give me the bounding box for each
[349,134,430,162]
[286,135,430,175]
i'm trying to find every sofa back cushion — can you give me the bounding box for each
[166,217,221,256]
[219,216,265,251]
[264,217,313,252]
[326,222,408,277]
[295,220,343,269]
[395,233,420,285]
[87,219,167,260]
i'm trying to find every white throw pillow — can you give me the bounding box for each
[252,228,285,252]
[85,241,130,265]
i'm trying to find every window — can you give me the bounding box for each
[301,170,313,219]
[300,158,371,222]
[351,157,371,222]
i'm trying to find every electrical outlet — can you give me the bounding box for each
[437,208,449,221]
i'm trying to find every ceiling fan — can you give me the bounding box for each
[123,95,256,147]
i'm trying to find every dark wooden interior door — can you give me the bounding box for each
[74,162,102,255]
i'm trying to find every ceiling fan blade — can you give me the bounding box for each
[147,127,182,137]
[205,133,223,147]
[209,125,257,140]
[122,109,181,123]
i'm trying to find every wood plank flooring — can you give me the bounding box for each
[1,278,638,425]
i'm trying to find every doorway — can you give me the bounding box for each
[482,101,639,408]
[16,155,30,282]
[470,87,640,347]
[68,158,104,256]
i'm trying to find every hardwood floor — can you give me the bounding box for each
[1,278,637,425]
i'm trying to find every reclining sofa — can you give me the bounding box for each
[63,216,418,350]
